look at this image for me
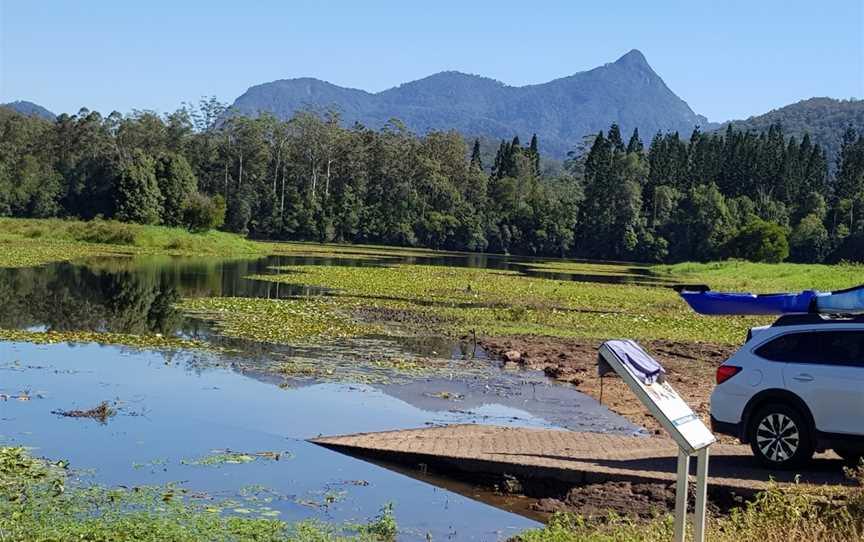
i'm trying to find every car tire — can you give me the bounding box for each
[747,403,814,469]
[834,448,864,467]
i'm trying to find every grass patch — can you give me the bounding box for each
[0,217,262,255]
[0,446,398,541]
[652,260,864,292]
[517,471,864,542]
[0,217,448,269]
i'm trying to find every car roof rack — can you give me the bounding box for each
[773,313,864,327]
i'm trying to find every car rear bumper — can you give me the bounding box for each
[710,415,741,440]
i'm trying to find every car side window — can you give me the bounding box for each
[755,332,818,362]
[756,330,864,366]
[817,331,864,367]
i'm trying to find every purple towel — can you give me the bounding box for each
[598,339,666,385]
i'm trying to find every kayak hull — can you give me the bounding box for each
[679,290,817,315]
[676,284,864,315]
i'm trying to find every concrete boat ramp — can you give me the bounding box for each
[311,425,851,498]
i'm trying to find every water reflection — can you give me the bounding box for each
[0,252,666,338]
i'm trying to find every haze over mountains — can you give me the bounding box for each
[6,51,862,163]
[229,49,709,158]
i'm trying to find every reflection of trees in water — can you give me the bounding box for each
[0,263,183,334]
[0,253,466,338]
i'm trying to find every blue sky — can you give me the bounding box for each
[1,0,862,122]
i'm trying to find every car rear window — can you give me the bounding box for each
[755,330,864,366]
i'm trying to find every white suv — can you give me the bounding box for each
[710,314,864,468]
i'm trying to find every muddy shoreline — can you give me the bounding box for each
[471,335,746,518]
[480,336,737,439]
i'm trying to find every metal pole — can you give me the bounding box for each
[673,449,690,542]
[693,446,710,542]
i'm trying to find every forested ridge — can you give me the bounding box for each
[2,99,863,264]
[721,98,864,169]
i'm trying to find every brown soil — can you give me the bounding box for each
[480,336,737,441]
[530,480,726,520]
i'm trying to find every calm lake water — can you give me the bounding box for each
[0,252,643,540]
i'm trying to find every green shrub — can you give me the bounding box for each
[183,192,226,233]
[67,219,139,245]
[725,218,789,263]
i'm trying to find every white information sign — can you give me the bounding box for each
[598,340,715,454]
[598,339,715,542]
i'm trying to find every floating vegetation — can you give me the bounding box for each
[251,264,764,344]
[132,457,169,470]
[0,328,218,351]
[275,352,489,386]
[176,297,376,344]
[52,401,116,423]
[181,449,292,466]
[0,446,398,541]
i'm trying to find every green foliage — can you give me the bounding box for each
[519,468,864,542]
[116,150,163,225]
[183,192,226,232]
[790,213,830,262]
[725,218,790,263]
[0,446,399,542]
[0,218,264,268]
[0,103,862,264]
[724,97,864,171]
[155,152,198,226]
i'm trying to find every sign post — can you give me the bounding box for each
[598,340,715,542]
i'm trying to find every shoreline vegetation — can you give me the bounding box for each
[2,218,863,351]
[3,103,864,266]
[3,217,864,540]
[0,446,398,542]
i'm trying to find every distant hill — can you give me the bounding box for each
[721,98,864,166]
[1,100,56,121]
[230,50,710,159]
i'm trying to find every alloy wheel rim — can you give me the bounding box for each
[756,413,800,462]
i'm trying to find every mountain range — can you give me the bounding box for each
[229,50,710,158]
[6,52,863,163]
[1,100,56,121]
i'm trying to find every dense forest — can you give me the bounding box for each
[1,100,863,264]
[722,98,864,169]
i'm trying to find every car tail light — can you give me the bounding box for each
[716,365,742,385]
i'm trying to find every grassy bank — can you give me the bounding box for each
[0,446,397,542]
[653,260,864,291]
[517,472,864,542]
[0,217,265,267]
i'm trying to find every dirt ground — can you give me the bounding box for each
[479,336,738,441]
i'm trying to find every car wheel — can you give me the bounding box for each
[834,448,864,466]
[748,404,814,469]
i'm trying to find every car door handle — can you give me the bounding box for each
[792,373,814,382]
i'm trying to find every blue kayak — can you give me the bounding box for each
[675,284,864,315]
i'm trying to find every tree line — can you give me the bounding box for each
[1,99,862,263]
